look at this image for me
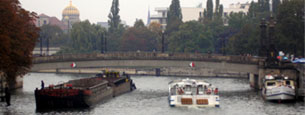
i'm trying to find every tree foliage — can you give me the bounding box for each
[148,22,162,51]
[39,25,67,47]
[275,0,304,56]
[206,0,214,20]
[0,0,39,86]
[120,19,158,51]
[107,0,125,51]
[215,0,220,15]
[58,20,106,54]
[226,0,304,57]
[108,0,121,33]
[168,21,213,53]
[272,0,281,15]
[166,0,182,33]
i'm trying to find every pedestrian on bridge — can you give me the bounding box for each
[41,80,44,89]
[4,84,10,106]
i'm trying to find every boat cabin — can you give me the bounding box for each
[264,75,295,89]
[169,79,218,95]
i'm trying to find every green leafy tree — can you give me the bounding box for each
[272,0,281,15]
[148,22,162,51]
[107,0,125,51]
[219,5,223,17]
[227,12,248,30]
[226,24,259,55]
[0,0,39,87]
[206,0,214,20]
[58,20,106,54]
[258,0,270,12]
[134,19,145,28]
[275,0,304,56]
[166,0,182,33]
[168,21,213,53]
[108,0,121,33]
[39,25,67,47]
[215,0,220,15]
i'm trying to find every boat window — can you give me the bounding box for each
[267,82,276,86]
[171,88,176,95]
[198,86,203,91]
[285,81,291,86]
[185,85,191,91]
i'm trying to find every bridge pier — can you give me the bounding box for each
[249,73,259,90]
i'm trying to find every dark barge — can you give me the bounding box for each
[34,71,136,110]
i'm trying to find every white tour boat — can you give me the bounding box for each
[168,78,220,107]
[262,75,296,101]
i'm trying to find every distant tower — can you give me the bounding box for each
[62,0,80,32]
[147,6,151,26]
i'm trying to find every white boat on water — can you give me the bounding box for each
[262,75,296,101]
[168,78,220,107]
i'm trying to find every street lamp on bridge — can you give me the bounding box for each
[161,30,165,53]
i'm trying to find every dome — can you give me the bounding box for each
[62,1,79,16]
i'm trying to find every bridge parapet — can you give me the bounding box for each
[33,52,262,64]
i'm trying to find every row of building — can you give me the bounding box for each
[148,2,250,30]
[34,1,80,32]
[34,1,250,32]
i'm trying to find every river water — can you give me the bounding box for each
[0,73,304,115]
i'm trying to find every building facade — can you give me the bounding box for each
[34,1,80,32]
[149,7,168,30]
[149,2,250,28]
[223,2,250,25]
[34,14,66,30]
[62,1,80,32]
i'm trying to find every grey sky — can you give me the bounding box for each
[19,0,255,26]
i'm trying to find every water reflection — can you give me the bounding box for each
[0,73,303,115]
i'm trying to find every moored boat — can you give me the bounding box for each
[262,74,296,101]
[168,78,220,107]
[34,71,136,110]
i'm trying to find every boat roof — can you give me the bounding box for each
[264,74,293,81]
[168,78,211,87]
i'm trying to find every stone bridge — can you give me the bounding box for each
[31,52,262,77]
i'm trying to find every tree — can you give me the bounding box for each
[168,21,213,53]
[272,0,281,15]
[120,19,158,51]
[134,19,145,28]
[108,0,121,33]
[107,0,125,51]
[248,1,259,18]
[226,24,259,55]
[58,20,106,54]
[39,25,67,47]
[275,0,304,56]
[206,0,214,20]
[258,0,270,12]
[148,22,162,51]
[215,0,220,15]
[166,0,182,33]
[0,0,39,87]
[219,5,224,18]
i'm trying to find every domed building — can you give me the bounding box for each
[62,1,80,32]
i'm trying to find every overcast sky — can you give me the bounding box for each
[19,0,256,26]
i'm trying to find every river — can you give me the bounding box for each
[0,73,304,115]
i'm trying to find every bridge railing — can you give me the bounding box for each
[32,52,262,64]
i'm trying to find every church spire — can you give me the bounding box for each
[70,0,72,6]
